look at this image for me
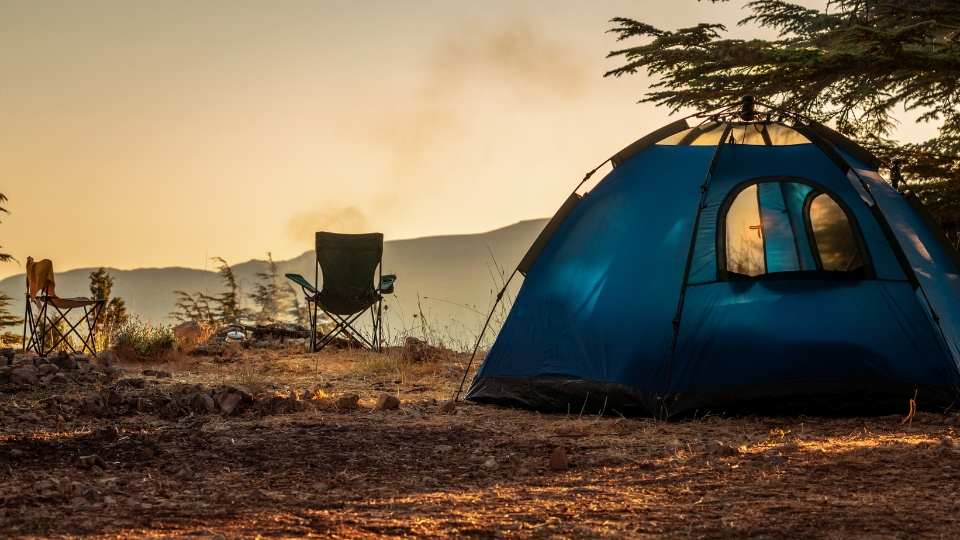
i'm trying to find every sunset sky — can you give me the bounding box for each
[0,0,940,280]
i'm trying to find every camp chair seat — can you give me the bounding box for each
[47,297,102,309]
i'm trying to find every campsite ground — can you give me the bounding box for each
[2,344,959,539]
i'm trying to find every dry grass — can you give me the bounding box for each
[10,346,956,537]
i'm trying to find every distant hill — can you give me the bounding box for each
[0,220,547,341]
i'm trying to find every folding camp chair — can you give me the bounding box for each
[285,232,396,352]
[22,257,106,356]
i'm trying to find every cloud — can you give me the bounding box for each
[286,205,369,243]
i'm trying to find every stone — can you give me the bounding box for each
[375,393,401,411]
[439,400,457,413]
[173,321,204,348]
[191,393,218,414]
[312,482,329,492]
[117,378,145,389]
[705,440,741,457]
[96,426,119,441]
[53,355,78,371]
[549,447,568,471]
[404,336,444,362]
[101,389,123,406]
[50,373,70,384]
[76,454,107,469]
[482,457,499,470]
[337,393,360,409]
[215,386,252,415]
[10,369,40,386]
[97,349,118,366]
[38,363,58,376]
[142,369,158,376]
[155,371,172,378]
[82,396,105,416]
[11,355,32,366]
[70,354,91,363]
[39,395,63,408]
[0,356,7,368]
[0,348,14,361]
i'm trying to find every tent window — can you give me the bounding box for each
[722,181,866,279]
[807,193,864,272]
[726,184,766,276]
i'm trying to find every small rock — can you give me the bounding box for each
[312,482,329,492]
[97,349,118,366]
[0,347,14,361]
[173,321,204,348]
[96,426,119,441]
[142,369,159,376]
[76,454,107,469]
[37,363,58,376]
[337,393,360,409]
[215,386,252,415]
[117,378,145,389]
[375,393,401,410]
[439,400,457,413]
[482,457,499,470]
[50,373,70,384]
[10,369,40,385]
[191,393,218,414]
[103,496,117,505]
[155,371,172,378]
[549,447,568,471]
[82,396,104,416]
[705,440,741,457]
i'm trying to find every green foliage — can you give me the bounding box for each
[172,256,251,326]
[0,193,13,264]
[89,268,129,340]
[249,253,295,324]
[0,290,23,332]
[211,257,245,325]
[112,318,178,357]
[606,0,960,235]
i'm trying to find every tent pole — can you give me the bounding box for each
[661,122,734,420]
[453,159,612,402]
[454,269,517,402]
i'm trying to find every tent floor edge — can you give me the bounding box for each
[466,377,960,420]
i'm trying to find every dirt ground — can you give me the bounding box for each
[2,345,960,539]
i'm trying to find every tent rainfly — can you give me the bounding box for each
[465,98,960,418]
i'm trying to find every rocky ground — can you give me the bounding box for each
[2,343,960,539]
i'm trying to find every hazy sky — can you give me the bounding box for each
[0,0,940,280]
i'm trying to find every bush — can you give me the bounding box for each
[112,319,178,357]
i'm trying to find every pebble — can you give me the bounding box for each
[375,393,401,411]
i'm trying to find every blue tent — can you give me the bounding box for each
[467,106,960,418]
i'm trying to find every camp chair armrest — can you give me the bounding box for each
[379,274,397,294]
[285,273,318,295]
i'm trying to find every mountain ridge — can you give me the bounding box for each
[1,219,547,329]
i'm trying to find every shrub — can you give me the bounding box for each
[112,319,178,357]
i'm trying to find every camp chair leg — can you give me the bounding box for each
[314,308,381,352]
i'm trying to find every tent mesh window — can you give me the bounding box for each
[722,180,865,279]
[656,122,811,146]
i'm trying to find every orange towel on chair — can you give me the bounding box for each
[26,257,57,300]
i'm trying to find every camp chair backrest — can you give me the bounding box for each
[316,232,383,314]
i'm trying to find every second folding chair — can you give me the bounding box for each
[286,232,396,352]
[23,257,106,356]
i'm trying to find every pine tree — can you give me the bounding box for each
[89,267,129,333]
[0,290,24,346]
[249,253,294,324]
[606,0,960,235]
[0,193,13,264]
